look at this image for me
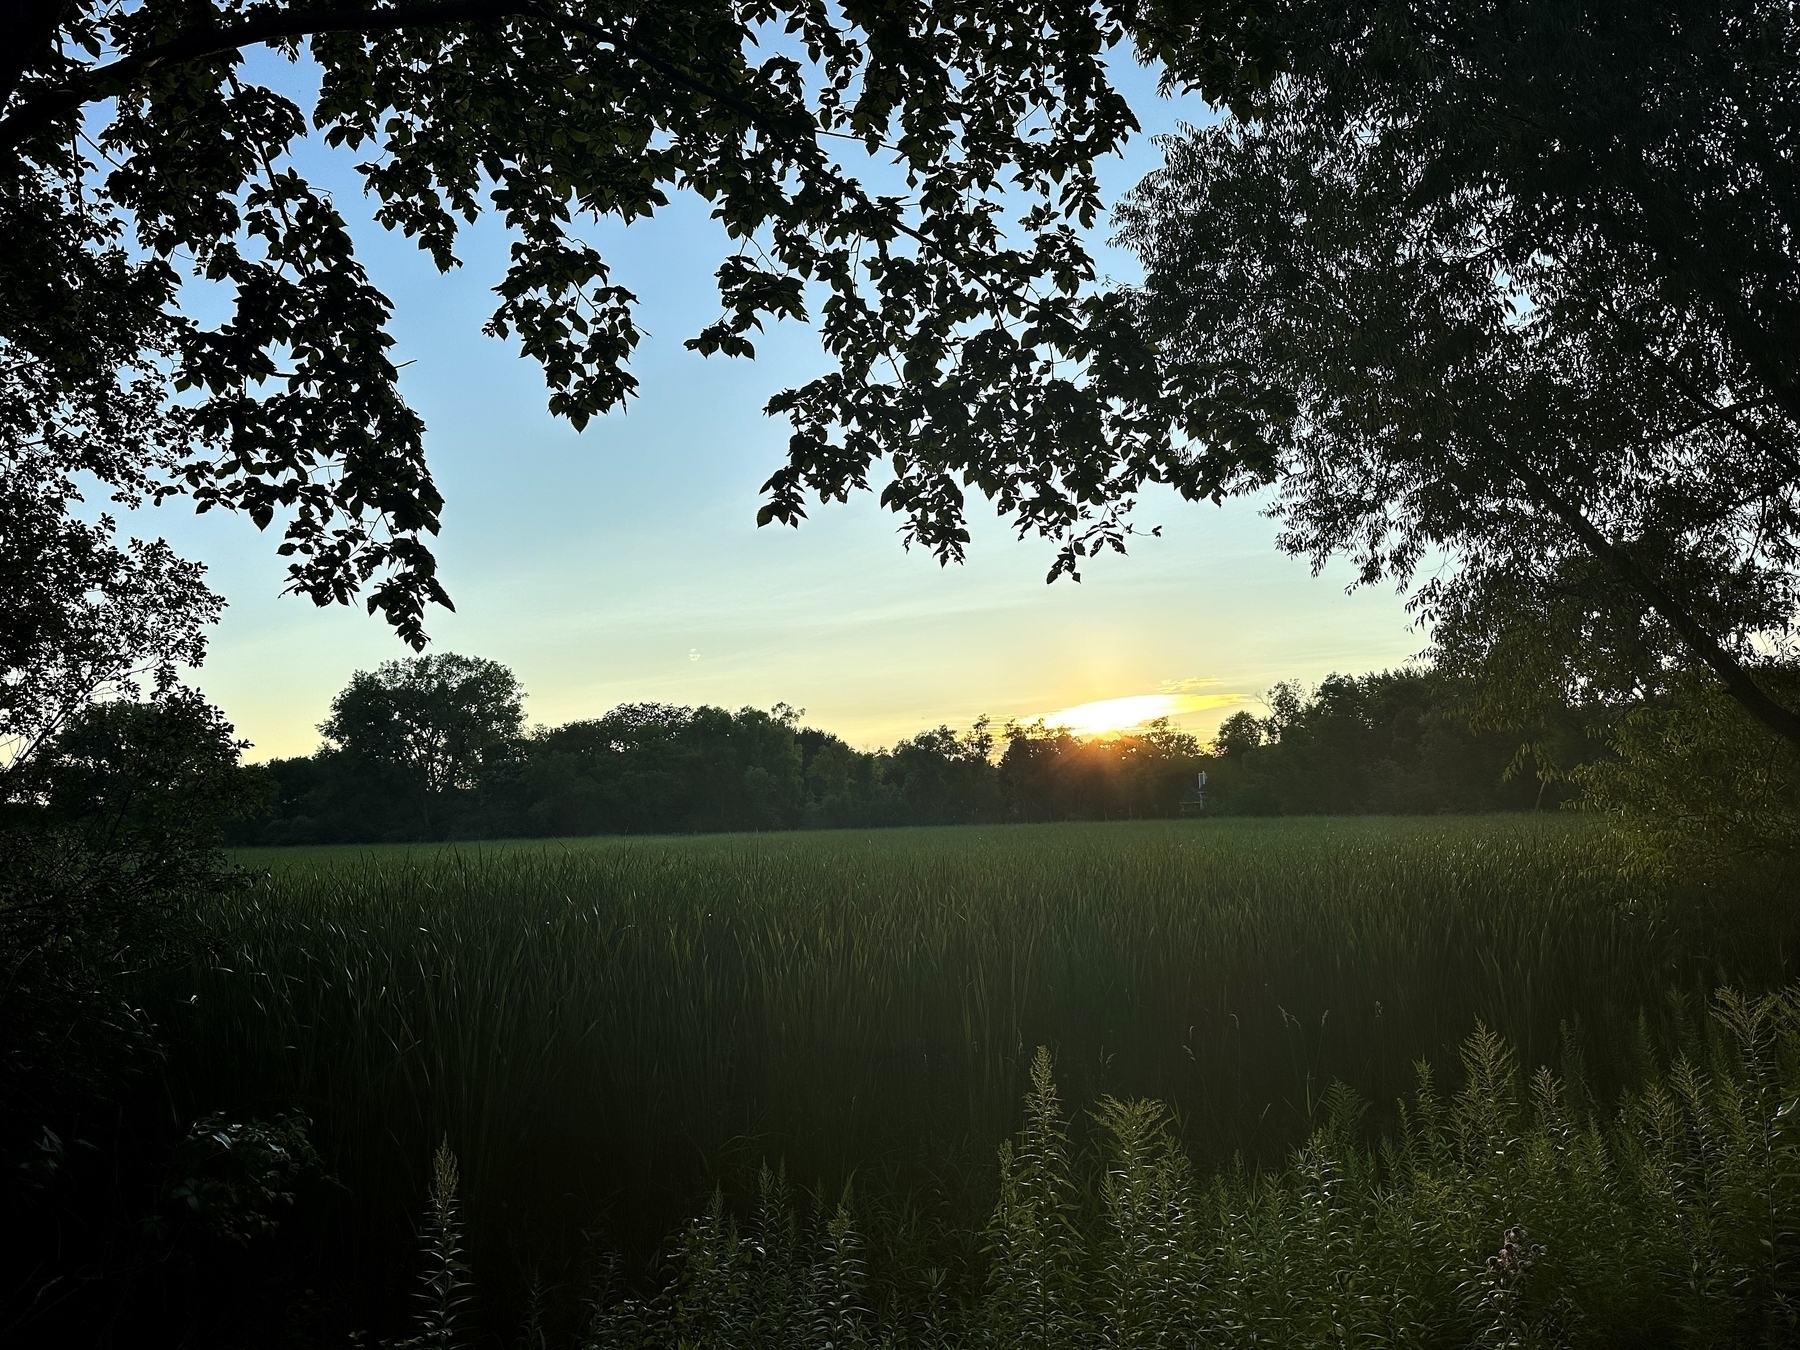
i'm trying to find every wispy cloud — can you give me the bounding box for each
[1156,676,1225,694]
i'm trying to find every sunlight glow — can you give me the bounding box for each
[1037,691,1243,737]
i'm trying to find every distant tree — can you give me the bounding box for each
[319,654,524,831]
[244,668,1586,841]
[1200,672,1568,817]
[686,704,805,830]
[1113,3,1800,767]
[505,701,809,835]
[998,716,1202,820]
[879,720,1000,825]
[1210,710,1262,759]
[797,728,868,803]
[526,703,697,835]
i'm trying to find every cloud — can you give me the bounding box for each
[1155,676,1225,693]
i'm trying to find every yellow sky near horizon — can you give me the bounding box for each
[173,466,1422,762]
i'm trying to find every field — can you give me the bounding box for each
[153,816,1800,1342]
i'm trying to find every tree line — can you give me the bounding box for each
[230,655,1575,845]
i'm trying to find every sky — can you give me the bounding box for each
[133,53,1427,761]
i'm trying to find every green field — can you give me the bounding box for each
[166,816,1800,1342]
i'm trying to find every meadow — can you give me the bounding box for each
[154,816,1800,1342]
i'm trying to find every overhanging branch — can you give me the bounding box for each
[1,0,534,150]
[1501,446,1800,751]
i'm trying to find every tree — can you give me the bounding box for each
[2,688,265,1176]
[1210,710,1261,759]
[1197,672,1569,816]
[1573,668,1800,872]
[319,653,524,830]
[0,457,220,785]
[1110,2,1800,766]
[881,718,999,823]
[3,0,1275,662]
[997,715,1201,819]
[0,483,243,1143]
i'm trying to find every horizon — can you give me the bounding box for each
[238,656,1441,764]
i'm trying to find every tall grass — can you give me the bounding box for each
[158,816,1797,1331]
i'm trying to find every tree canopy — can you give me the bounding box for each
[318,652,523,827]
[2,0,1268,679]
[238,653,1561,842]
[1113,1,1800,754]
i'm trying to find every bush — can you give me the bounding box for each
[1576,668,1800,876]
[1,690,265,1145]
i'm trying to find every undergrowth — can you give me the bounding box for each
[386,987,1800,1348]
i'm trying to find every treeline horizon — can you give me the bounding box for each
[231,659,1589,847]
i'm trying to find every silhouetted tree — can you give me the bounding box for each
[1113,3,1800,763]
[2,688,264,1189]
[319,654,525,834]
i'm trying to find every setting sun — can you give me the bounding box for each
[1038,691,1243,737]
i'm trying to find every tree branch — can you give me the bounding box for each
[0,0,77,112]
[0,0,538,152]
[1501,447,1800,751]
[0,0,837,159]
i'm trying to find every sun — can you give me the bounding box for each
[1040,693,1188,736]
[1036,691,1248,737]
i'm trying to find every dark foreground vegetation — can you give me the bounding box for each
[8,818,1800,1344]
[233,653,1576,846]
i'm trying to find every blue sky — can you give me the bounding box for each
[140,52,1425,759]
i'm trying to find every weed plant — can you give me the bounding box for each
[154,817,1797,1334]
[400,993,1800,1348]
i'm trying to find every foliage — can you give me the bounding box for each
[400,1139,471,1350]
[1201,670,1590,817]
[878,720,1002,826]
[520,701,806,836]
[0,690,265,1148]
[1,0,1273,648]
[318,653,526,834]
[144,816,1800,1336]
[151,1111,324,1247]
[983,1047,1084,1349]
[8,688,268,890]
[0,688,277,1345]
[0,446,220,780]
[236,657,1560,843]
[998,716,1203,821]
[1574,668,1800,875]
[382,986,1800,1348]
[1112,2,1800,834]
[2,1107,328,1344]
